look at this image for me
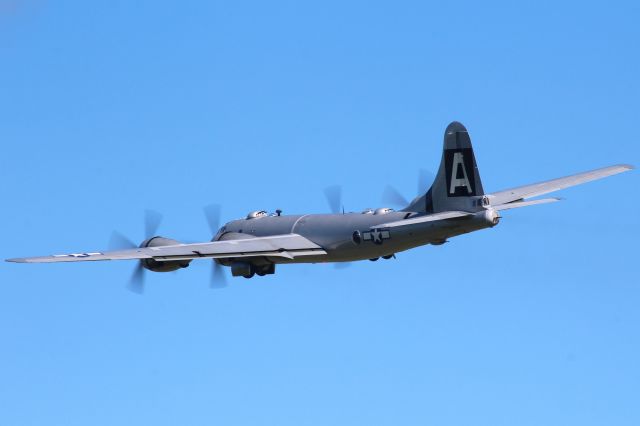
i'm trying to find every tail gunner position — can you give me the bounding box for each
[7,122,634,292]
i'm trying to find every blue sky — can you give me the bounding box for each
[1,1,638,425]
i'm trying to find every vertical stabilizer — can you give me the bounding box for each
[404,121,485,213]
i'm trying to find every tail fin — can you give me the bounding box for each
[404,121,485,213]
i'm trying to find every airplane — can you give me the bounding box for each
[6,121,633,293]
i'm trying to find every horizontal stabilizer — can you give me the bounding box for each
[493,197,561,211]
[490,164,633,205]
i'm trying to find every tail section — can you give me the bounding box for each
[405,121,485,213]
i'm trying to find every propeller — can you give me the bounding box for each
[108,231,137,251]
[203,204,221,235]
[203,204,227,289]
[324,185,342,214]
[129,263,145,294]
[381,169,436,208]
[144,210,162,240]
[417,168,435,195]
[382,185,409,207]
[109,209,164,295]
[210,261,227,289]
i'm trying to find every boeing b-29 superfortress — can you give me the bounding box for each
[7,122,633,293]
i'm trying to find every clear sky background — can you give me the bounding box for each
[1,1,638,425]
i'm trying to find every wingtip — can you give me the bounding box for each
[6,258,26,263]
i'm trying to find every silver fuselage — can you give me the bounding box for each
[218,210,499,264]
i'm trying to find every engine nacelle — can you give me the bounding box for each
[140,236,191,272]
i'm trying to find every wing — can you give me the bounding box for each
[6,234,326,264]
[489,164,633,206]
